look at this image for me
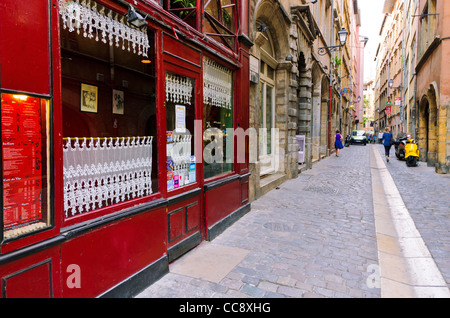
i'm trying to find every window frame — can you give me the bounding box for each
[58,3,161,227]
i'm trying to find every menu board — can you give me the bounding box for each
[1,94,45,230]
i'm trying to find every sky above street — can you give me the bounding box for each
[358,0,385,83]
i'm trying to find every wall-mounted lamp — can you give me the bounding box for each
[306,0,318,4]
[412,13,439,21]
[360,36,369,45]
[318,27,348,56]
[257,24,268,32]
[285,53,293,61]
[125,5,148,29]
[388,79,402,89]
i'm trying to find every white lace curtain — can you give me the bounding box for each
[63,136,153,217]
[58,0,150,57]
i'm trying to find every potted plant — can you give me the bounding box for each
[332,56,341,69]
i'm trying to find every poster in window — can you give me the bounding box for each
[80,83,98,113]
[112,89,125,115]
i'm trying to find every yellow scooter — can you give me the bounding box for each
[404,136,420,167]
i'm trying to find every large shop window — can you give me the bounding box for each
[203,57,234,179]
[1,94,51,240]
[59,1,157,219]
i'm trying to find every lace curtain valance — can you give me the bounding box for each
[166,73,193,105]
[203,57,233,109]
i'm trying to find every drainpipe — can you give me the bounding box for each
[328,0,334,156]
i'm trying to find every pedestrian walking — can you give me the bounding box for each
[334,129,344,157]
[382,127,393,162]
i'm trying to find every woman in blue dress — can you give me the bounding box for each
[382,127,393,162]
[334,130,344,157]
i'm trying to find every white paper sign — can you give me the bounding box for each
[175,105,186,133]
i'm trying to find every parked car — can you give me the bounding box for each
[350,130,367,145]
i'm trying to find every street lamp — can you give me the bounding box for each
[388,79,394,88]
[388,79,401,89]
[318,27,348,55]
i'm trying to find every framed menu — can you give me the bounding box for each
[1,93,49,235]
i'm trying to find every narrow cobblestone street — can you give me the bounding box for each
[136,144,449,298]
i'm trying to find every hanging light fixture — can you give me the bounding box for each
[338,27,349,46]
[126,5,148,29]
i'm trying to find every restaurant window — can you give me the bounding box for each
[203,57,234,179]
[59,1,157,219]
[165,72,196,191]
[1,94,51,240]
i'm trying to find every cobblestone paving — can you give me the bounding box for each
[373,144,450,289]
[137,144,382,298]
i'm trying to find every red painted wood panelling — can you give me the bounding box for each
[60,207,166,298]
[0,246,61,298]
[168,208,184,242]
[162,33,202,67]
[167,194,200,247]
[186,202,199,232]
[2,260,52,298]
[0,0,51,95]
[205,179,240,227]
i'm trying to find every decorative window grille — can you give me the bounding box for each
[63,136,153,217]
[58,0,150,57]
[166,73,193,105]
[203,57,233,109]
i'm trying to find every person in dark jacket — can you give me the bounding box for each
[382,127,393,162]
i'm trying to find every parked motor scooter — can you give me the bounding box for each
[404,136,420,167]
[394,135,409,160]
[344,135,351,147]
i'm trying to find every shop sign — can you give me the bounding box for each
[250,55,259,84]
[386,106,391,115]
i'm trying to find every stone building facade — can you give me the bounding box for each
[248,0,364,201]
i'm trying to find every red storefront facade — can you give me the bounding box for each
[0,0,251,297]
